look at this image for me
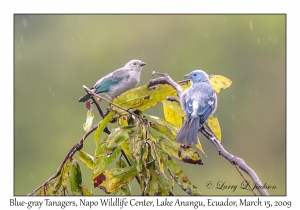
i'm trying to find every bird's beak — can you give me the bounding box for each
[184,74,190,79]
[139,62,146,66]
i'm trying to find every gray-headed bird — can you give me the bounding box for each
[175,70,217,145]
[78,59,146,102]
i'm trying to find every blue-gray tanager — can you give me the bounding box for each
[175,70,217,145]
[78,59,146,102]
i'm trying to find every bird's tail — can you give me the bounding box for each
[175,118,200,145]
[78,93,91,102]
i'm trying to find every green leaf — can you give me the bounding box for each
[83,110,94,132]
[149,125,203,165]
[70,159,83,196]
[78,151,94,170]
[114,185,131,195]
[116,158,128,168]
[144,114,180,135]
[93,167,137,194]
[93,142,121,180]
[94,111,116,146]
[160,149,202,196]
[106,127,130,155]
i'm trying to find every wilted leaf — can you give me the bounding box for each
[93,167,137,194]
[206,115,222,141]
[127,124,151,192]
[46,183,56,195]
[143,161,170,196]
[114,159,131,195]
[209,74,232,93]
[70,159,83,196]
[94,111,116,146]
[53,158,71,191]
[83,110,94,132]
[78,151,94,170]
[160,150,202,196]
[114,185,131,195]
[81,183,93,196]
[149,126,203,165]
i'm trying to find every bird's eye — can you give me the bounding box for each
[193,73,197,76]
[133,62,137,65]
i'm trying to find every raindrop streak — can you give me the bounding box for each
[249,89,253,95]
[250,20,253,30]
[48,87,52,92]
[22,18,27,27]
[257,37,260,42]
[231,94,235,100]
[20,36,24,43]
[232,115,235,121]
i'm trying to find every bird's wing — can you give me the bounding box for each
[93,69,129,94]
[197,90,216,124]
[184,85,216,123]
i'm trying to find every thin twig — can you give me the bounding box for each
[234,165,257,196]
[83,86,147,124]
[84,89,111,135]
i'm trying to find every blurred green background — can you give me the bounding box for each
[14,15,285,196]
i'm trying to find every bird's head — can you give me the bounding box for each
[125,59,146,71]
[184,70,210,84]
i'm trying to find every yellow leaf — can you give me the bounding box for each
[195,137,207,156]
[121,139,132,159]
[209,74,232,93]
[112,84,177,114]
[207,116,222,141]
[118,115,128,126]
[162,101,183,129]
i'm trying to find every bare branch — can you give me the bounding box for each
[148,72,182,98]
